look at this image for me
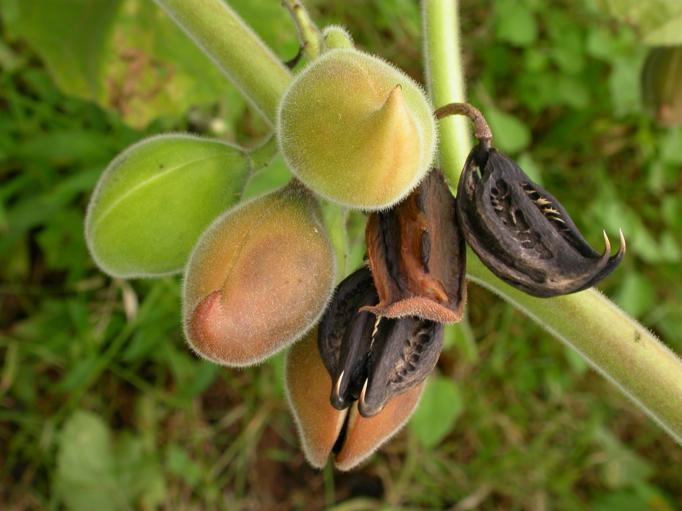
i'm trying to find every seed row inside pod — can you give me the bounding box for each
[434,102,625,298]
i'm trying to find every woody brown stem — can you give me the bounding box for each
[435,102,492,148]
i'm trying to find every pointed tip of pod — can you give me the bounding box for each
[618,228,627,257]
[183,186,335,367]
[602,229,611,255]
[334,383,423,471]
[601,228,626,261]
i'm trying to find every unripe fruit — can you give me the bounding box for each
[85,134,250,278]
[286,330,424,471]
[277,48,437,210]
[183,182,335,367]
[322,25,354,50]
[642,46,682,126]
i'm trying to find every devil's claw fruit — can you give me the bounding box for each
[277,48,436,210]
[364,169,467,322]
[456,144,625,297]
[318,267,443,418]
[183,182,335,366]
[287,330,424,471]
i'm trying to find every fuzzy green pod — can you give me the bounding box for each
[183,182,335,367]
[277,48,437,210]
[85,134,250,278]
[322,25,354,50]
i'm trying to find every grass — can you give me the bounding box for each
[1,0,681,509]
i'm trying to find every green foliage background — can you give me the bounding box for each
[1,0,681,509]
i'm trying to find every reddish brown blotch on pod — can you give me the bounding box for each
[183,181,335,367]
[286,329,424,471]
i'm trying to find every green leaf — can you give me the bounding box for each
[516,152,543,184]
[410,375,463,448]
[102,0,245,127]
[494,0,538,48]
[485,107,532,153]
[85,134,250,278]
[2,0,248,127]
[595,429,653,489]
[615,273,656,318]
[596,0,682,46]
[2,0,122,100]
[166,444,205,487]
[56,411,128,511]
[609,56,644,117]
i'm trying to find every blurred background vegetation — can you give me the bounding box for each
[1,0,681,509]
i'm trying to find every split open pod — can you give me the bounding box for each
[457,144,625,297]
[277,48,437,210]
[286,329,424,471]
[183,182,335,366]
[364,169,466,322]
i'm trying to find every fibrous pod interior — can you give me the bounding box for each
[457,145,624,297]
[317,267,378,410]
[183,182,335,366]
[318,267,444,418]
[359,317,443,417]
[365,169,466,322]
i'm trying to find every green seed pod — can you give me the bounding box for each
[286,330,424,471]
[85,134,250,278]
[322,25,354,50]
[183,182,335,367]
[277,48,437,210]
[642,46,682,126]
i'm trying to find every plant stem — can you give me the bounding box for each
[154,0,292,126]
[422,0,471,187]
[283,0,322,60]
[468,256,682,444]
[423,0,682,444]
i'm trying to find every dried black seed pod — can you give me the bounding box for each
[364,169,467,322]
[457,144,625,297]
[318,267,444,416]
[359,317,443,418]
[318,267,379,410]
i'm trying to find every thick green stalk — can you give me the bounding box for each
[154,0,292,125]
[468,256,682,444]
[422,0,470,187]
[423,0,682,444]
